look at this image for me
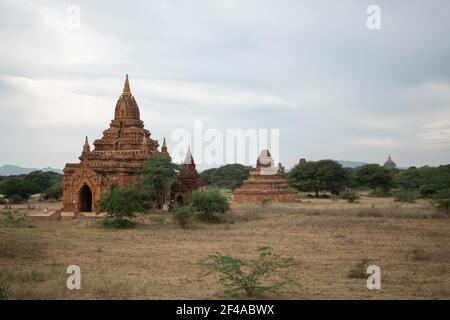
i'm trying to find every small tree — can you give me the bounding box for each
[288,160,349,196]
[433,189,450,215]
[140,156,178,207]
[202,247,297,297]
[190,188,230,221]
[172,205,192,229]
[354,164,393,193]
[96,187,145,229]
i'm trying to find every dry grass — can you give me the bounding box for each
[0,196,449,300]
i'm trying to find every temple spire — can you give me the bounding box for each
[80,136,90,161]
[123,74,131,95]
[184,145,194,165]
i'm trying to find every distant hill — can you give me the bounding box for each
[337,160,368,168]
[0,165,63,176]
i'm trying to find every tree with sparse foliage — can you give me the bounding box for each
[96,187,145,228]
[190,188,230,220]
[202,247,297,297]
[172,205,193,229]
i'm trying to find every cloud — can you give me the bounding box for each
[0,0,449,169]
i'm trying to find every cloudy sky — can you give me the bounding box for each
[0,0,449,170]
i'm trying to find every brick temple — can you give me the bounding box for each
[232,149,299,203]
[173,146,205,205]
[63,75,202,212]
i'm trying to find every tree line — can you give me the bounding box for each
[0,171,62,203]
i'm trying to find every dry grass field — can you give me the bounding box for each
[0,196,449,300]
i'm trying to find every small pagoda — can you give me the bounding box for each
[172,146,204,205]
[232,149,299,203]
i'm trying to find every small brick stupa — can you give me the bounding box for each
[172,146,204,205]
[232,149,299,203]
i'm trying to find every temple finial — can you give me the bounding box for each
[123,74,131,95]
[184,145,194,164]
[161,137,169,156]
[84,136,89,145]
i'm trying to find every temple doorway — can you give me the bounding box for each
[79,184,93,212]
[176,195,184,205]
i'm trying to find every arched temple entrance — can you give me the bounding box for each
[176,195,184,206]
[79,184,93,212]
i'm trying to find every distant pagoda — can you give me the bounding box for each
[232,149,299,202]
[383,154,397,169]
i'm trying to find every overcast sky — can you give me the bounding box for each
[0,0,449,170]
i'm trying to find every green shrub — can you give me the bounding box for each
[433,189,450,215]
[340,190,359,203]
[191,188,230,221]
[173,206,192,229]
[98,217,136,229]
[393,190,420,203]
[260,198,272,206]
[348,258,370,279]
[409,246,432,261]
[96,187,145,227]
[202,247,297,297]
[0,210,28,228]
[0,198,6,205]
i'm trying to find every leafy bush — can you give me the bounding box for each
[190,188,230,221]
[348,258,370,279]
[393,190,420,203]
[96,187,145,228]
[260,198,272,206]
[98,217,136,229]
[340,190,359,203]
[433,189,450,215]
[0,210,28,228]
[173,206,192,229]
[202,247,297,297]
[409,246,431,261]
[0,197,6,205]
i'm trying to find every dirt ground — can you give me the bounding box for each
[0,196,449,299]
